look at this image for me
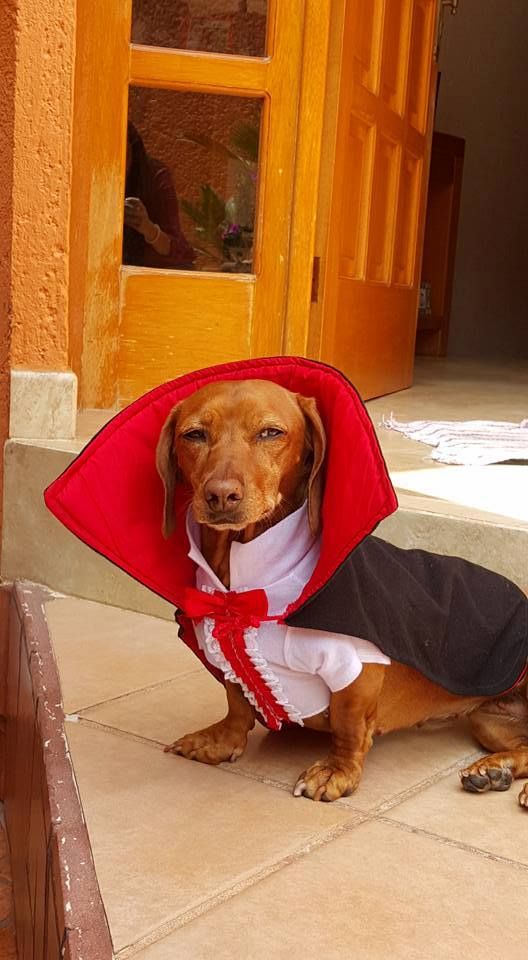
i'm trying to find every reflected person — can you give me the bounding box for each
[123,122,195,269]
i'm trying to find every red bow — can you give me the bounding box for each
[181,587,289,731]
[183,587,269,629]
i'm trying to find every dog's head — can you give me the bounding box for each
[156,379,326,538]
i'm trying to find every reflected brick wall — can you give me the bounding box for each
[132,0,267,56]
[128,88,261,261]
[128,1,266,262]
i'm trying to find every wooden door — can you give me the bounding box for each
[70,1,327,408]
[315,0,439,399]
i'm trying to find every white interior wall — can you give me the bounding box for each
[435,0,528,358]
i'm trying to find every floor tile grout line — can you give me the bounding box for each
[62,720,518,954]
[365,749,485,816]
[66,716,366,811]
[374,815,528,873]
[66,715,169,750]
[114,813,370,960]
[69,668,203,716]
[217,747,486,814]
[119,766,528,959]
[65,715,487,814]
[216,763,298,795]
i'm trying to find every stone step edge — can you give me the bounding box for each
[2,581,113,959]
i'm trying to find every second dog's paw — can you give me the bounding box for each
[293,758,361,802]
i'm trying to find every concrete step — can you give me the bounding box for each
[2,433,526,618]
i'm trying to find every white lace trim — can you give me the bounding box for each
[243,626,304,726]
[202,616,304,728]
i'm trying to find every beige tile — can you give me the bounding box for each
[368,357,528,429]
[237,719,481,812]
[223,721,478,813]
[65,722,353,953]
[134,819,528,960]
[46,598,196,712]
[386,771,528,863]
[80,671,479,809]
[80,669,228,745]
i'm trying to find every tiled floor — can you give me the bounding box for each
[0,810,17,960]
[47,595,528,960]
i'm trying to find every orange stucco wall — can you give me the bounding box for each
[8,0,75,370]
[0,0,75,544]
[0,0,18,542]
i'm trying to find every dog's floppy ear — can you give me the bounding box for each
[155,404,182,539]
[296,395,326,536]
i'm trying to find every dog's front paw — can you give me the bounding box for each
[518,783,528,810]
[293,758,361,802]
[165,721,247,765]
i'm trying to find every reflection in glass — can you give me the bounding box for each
[125,87,261,273]
[132,0,268,57]
[124,122,197,270]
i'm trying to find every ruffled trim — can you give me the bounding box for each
[201,617,304,728]
[244,626,304,726]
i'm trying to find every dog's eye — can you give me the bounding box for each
[182,429,207,442]
[257,427,285,440]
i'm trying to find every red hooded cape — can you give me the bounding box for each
[44,357,397,727]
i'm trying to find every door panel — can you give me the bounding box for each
[319,0,438,399]
[119,0,304,403]
[70,1,319,408]
[119,272,254,403]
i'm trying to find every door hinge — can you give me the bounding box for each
[311,256,321,303]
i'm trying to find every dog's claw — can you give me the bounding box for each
[518,784,528,809]
[293,760,360,801]
[164,726,248,765]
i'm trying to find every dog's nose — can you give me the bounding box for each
[204,478,244,513]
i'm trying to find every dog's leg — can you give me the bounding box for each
[461,693,528,808]
[294,665,385,802]
[165,681,255,764]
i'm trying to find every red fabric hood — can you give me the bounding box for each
[44,357,397,614]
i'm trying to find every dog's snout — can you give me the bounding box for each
[204,478,244,513]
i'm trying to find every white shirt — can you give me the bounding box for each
[186,503,389,724]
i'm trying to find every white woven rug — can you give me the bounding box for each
[382,416,528,466]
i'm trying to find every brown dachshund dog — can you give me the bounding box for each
[156,380,528,806]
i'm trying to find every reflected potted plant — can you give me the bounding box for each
[178,122,258,272]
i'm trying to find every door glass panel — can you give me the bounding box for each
[131,1,268,57]
[124,87,261,273]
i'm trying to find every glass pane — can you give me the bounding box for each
[124,87,261,273]
[131,1,268,57]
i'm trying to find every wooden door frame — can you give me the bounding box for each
[68,0,130,408]
[68,0,331,409]
[305,0,348,360]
